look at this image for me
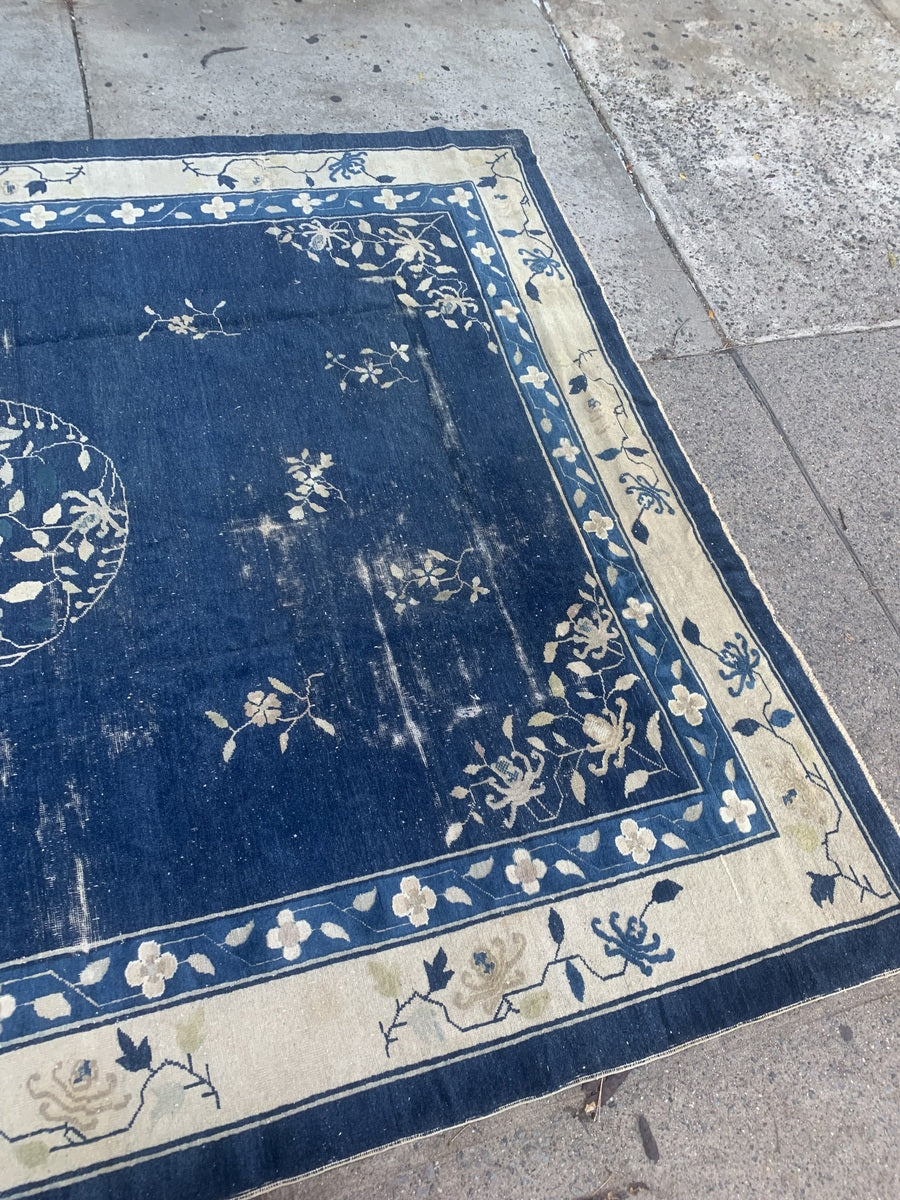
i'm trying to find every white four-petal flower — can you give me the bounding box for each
[719,789,757,833]
[373,187,402,211]
[266,909,313,961]
[622,596,654,628]
[200,195,235,220]
[447,186,473,207]
[668,684,707,727]
[124,940,178,999]
[614,818,657,865]
[519,365,549,389]
[583,511,614,539]
[110,201,145,226]
[291,192,322,215]
[505,848,547,895]
[494,299,520,323]
[392,875,437,926]
[21,204,56,230]
[471,241,496,264]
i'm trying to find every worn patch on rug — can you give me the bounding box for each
[0,130,896,1200]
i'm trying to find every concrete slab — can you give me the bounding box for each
[66,0,721,360]
[742,328,900,608]
[547,0,900,344]
[0,0,88,142]
[271,976,900,1200]
[642,350,900,799]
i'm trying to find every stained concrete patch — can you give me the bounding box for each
[68,0,721,360]
[548,0,900,343]
[0,0,88,141]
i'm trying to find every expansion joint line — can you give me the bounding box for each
[65,0,94,140]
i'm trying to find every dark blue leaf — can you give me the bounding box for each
[423,947,454,994]
[568,374,588,395]
[769,708,795,729]
[681,618,701,645]
[27,179,47,196]
[217,173,237,190]
[627,446,649,457]
[807,872,837,907]
[498,228,520,237]
[596,447,621,461]
[651,879,683,905]
[565,959,585,1003]
[733,718,762,737]
[116,1028,152,1073]
[548,908,565,946]
[477,175,497,188]
[526,228,545,236]
[376,174,396,183]
[525,278,541,302]
[305,174,315,186]
[631,518,649,544]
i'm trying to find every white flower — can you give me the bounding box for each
[494,299,520,323]
[552,437,580,463]
[200,195,235,220]
[505,848,547,895]
[583,511,613,539]
[471,241,496,264]
[668,684,707,727]
[447,186,473,207]
[615,818,657,865]
[110,202,145,226]
[373,187,403,211]
[265,908,312,961]
[124,941,178,999]
[0,987,15,1031]
[21,204,56,230]
[291,191,322,215]
[166,314,196,335]
[719,789,757,833]
[519,365,549,389]
[244,690,282,727]
[622,596,654,628]
[390,341,410,361]
[392,875,437,926]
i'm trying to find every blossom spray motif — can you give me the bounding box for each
[0,402,128,668]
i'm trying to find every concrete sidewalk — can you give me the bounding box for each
[2,1,898,1196]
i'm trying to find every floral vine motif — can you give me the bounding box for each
[138,298,237,341]
[181,149,396,191]
[377,878,682,1056]
[680,615,892,908]
[476,149,566,302]
[283,450,345,522]
[445,572,671,845]
[1,1018,219,1168]
[0,402,128,669]
[206,672,336,762]
[0,161,84,199]
[566,348,676,546]
[325,342,415,391]
[385,546,489,614]
[265,214,497,348]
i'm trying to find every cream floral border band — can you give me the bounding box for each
[0,131,897,1200]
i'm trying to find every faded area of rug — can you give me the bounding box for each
[0,130,896,1200]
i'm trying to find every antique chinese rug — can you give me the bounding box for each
[0,130,897,1200]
